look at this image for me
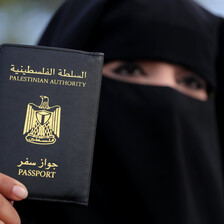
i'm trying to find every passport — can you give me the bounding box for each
[0,44,104,205]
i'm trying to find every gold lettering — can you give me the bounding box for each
[46,171,51,178]
[51,172,56,178]
[23,169,28,176]
[32,170,36,176]
[9,74,86,88]
[36,170,40,176]
[40,171,45,178]
[50,79,56,85]
[9,75,16,81]
[18,169,57,179]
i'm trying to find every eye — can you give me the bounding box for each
[113,62,146,76]
[176,73,207,90]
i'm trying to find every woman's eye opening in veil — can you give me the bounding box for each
[103,60,208,101]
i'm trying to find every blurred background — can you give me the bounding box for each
[0,0,224,45]
[0,0,64,44]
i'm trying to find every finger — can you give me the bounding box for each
[9,201,14,206]
[0,173,28,201]
[0,221,5,224]
[0,194,21,224]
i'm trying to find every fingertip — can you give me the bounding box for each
[12,185,28,200]
[0,173,28,201]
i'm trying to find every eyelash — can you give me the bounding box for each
[113,62,145,76]
[112,62,207,91]
[176,76,205,90]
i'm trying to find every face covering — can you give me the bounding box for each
[75,76,223,224]
[216,19,224,173]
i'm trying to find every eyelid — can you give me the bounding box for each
[113,62,146,75]
[176,73,207,89]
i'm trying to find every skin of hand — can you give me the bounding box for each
[0,173,28,224]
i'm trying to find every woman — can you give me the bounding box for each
[1,0,224,223]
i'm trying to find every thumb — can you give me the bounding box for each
[0,173,28,201]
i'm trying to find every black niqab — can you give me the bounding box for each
[216,18,224,180]
[15,0,224,223]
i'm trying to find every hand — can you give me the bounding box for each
[0,173,28,224]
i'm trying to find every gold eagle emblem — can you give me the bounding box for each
[23,96,61,145]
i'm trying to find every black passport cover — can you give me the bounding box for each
[0,44,103,205]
